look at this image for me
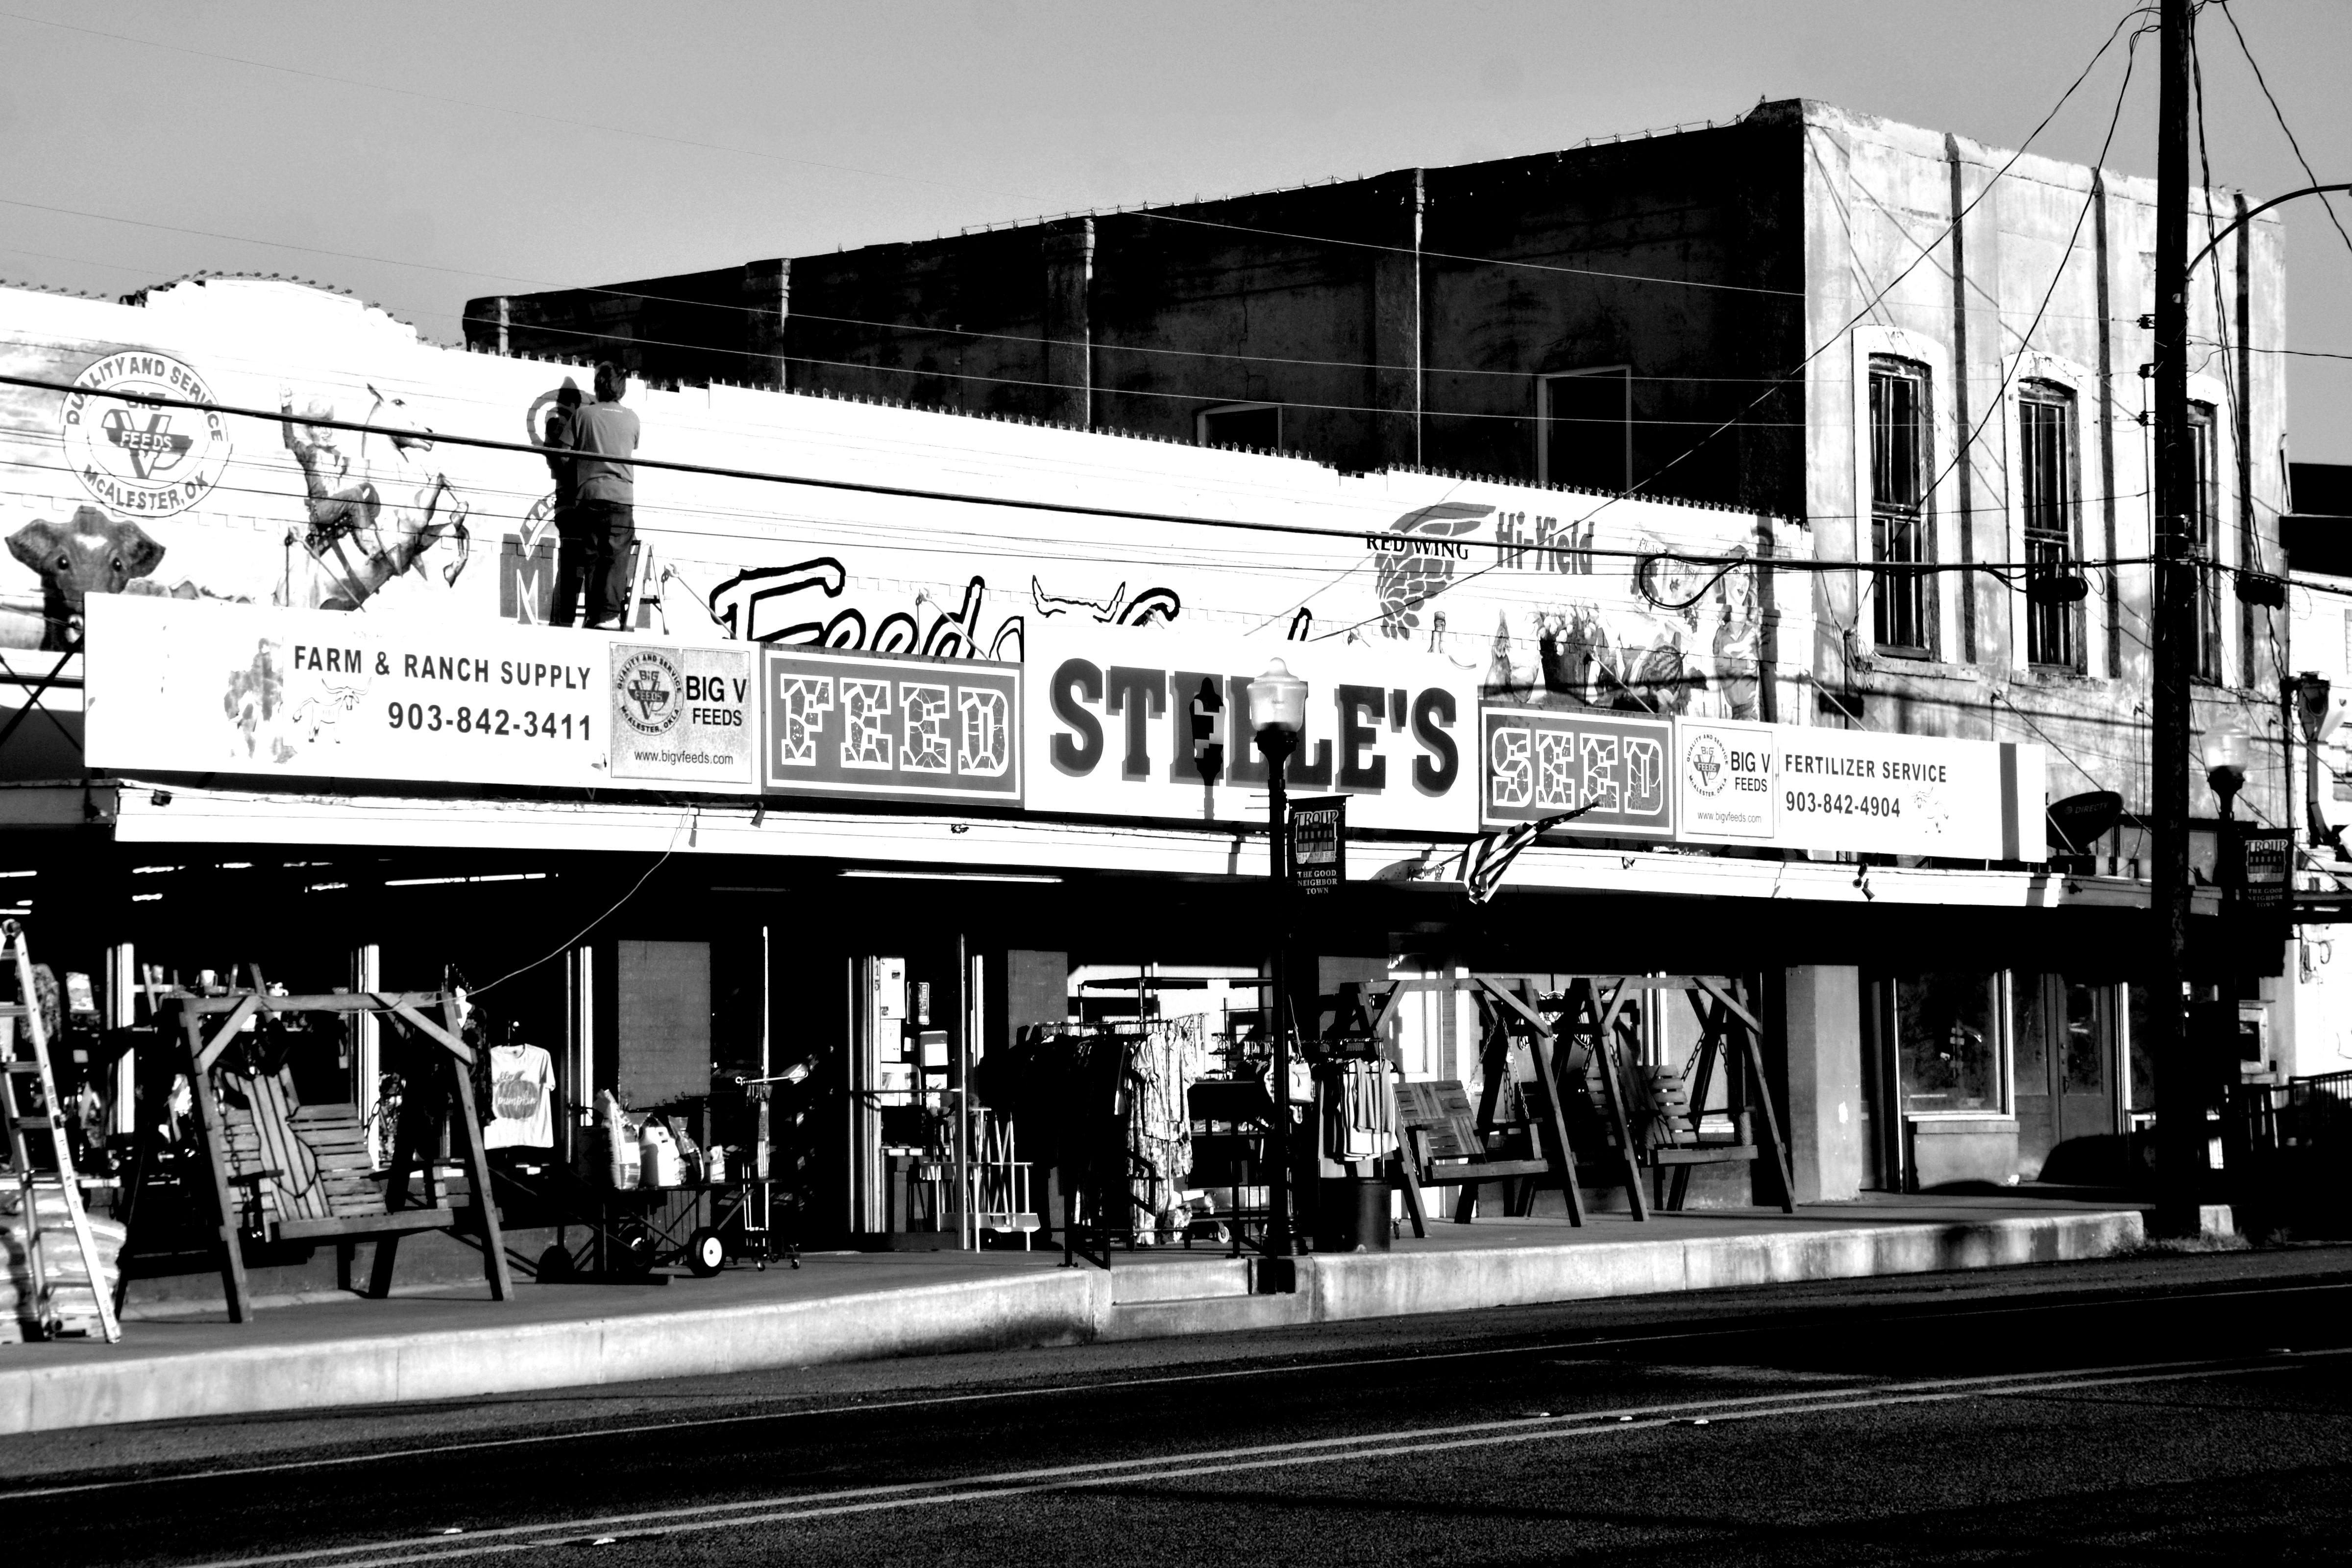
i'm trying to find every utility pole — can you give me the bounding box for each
[2151,0,2205,1236]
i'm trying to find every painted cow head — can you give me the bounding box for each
[7,506,166,649]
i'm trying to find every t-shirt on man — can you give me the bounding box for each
[567,401,641,505]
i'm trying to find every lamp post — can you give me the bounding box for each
[2204,716,2251,833]
[1246,659,1307,1262]
[2291,672,2335,853]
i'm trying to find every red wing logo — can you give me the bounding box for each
[1373,502,1493,639]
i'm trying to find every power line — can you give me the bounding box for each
[0,368,2169,578]
[0,6,2172,365]
[0,8,1796,301]
[1317,2,2161,644]
[2213,0,2352,271]
[2245,345,2352,363]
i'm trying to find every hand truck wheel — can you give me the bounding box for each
[686,1225,726,1278]
[612,1217,657,1276]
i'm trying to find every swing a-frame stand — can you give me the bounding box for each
[1369,973,1794,1236]
[122,987,511,1323]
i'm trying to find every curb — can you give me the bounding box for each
[0,1209,2144,1435]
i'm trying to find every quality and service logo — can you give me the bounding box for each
[1685,731,1730,798]
[614,649,684,738]
[61,351,232,517]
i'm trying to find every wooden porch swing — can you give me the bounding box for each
[118,984,511,1323]
[1360,972,1795,1235]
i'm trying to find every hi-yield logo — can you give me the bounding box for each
[60,350,230,516]
[100,408,195,479]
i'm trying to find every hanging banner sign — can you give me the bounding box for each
[1481,707,1674,835]
[1289,796,1347,895]
[1675,718,2043,861]
[760,645,1021,805]
[1024,620,1479,833]
[2236,827,2293,913]
[82,595,767,793]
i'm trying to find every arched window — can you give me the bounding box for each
[2186,402,2222,683]
[2018,380,2082,671]
[1869,356,1933,655]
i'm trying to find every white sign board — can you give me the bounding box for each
[609,641,757,788]
[1676,718,2044,861]
[83,595,758,793]
[1023,620,1480,833]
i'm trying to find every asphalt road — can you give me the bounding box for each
[8,1244,2352,1567]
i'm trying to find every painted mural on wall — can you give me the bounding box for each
[0,278,1803,725]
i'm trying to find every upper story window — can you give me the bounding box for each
[1869,356,1934,657]
[1197,403,1283,451]
[2187,402,2223,685]
[1538,367,1631,492]
[2018,380,2083,672]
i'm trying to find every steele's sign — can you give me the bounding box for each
[760,646,1020,805]
[1024,621,1478,833]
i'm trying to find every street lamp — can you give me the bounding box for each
[1246,659,1307,1263]
[2203,715,2251,823]
[2291,672,2342,858]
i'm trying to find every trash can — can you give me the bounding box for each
[1315,1176,1392,1252]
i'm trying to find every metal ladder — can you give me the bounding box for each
[1,919,120,1343]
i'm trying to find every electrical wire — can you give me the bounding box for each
[0,9,1796,302]
[1319,4,2160,646]
[0,366,2174,575]
[467,828,682,998]
[2213,0,2352,271]
[0,8,2160,377]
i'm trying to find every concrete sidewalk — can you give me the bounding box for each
[0,1195,2146,1435]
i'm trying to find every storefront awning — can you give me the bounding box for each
[33,778,2156,912]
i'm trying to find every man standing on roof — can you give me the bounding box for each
[567,362,641,630]
[540,379,587,626]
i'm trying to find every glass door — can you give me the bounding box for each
[2012,975,2119,1178]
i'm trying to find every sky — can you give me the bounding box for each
[3,0,2351,459]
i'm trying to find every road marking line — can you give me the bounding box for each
[13,1275,2345,1502]
[159,1350,2349,1568]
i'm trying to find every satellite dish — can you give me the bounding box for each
[2047,790,2124,857]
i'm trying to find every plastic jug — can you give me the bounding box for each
[640,1121,684,1188]
[599,1092,639,1189]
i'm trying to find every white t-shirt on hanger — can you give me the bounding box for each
[487,1043,557,1150]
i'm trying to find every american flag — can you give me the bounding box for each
[1458,807,1594,904]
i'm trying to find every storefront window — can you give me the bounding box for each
[2127,980,2156,1115]
[1890,971,2002,1114]
[2063,981,2106,1096]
